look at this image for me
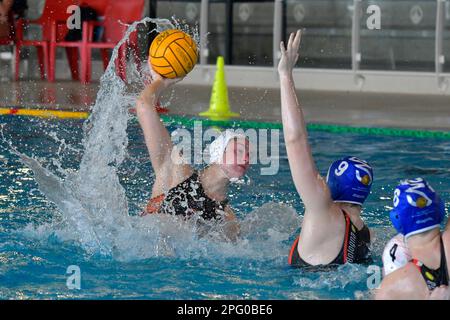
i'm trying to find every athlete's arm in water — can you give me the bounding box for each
[136,67,192,196]
[429,286,450,300]
[377,230,450,300]
[278,31,334,217]
[375,264,429,299]
[223,206,240,242]
[375,263,449,300]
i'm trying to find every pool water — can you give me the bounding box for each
[1,115,449,299]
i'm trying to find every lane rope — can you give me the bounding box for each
[0,107,89,119]
[1,107,449,140]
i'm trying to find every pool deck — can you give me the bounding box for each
[0,81,449,131]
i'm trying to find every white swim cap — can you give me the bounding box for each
[208,130,246,164]
[382,234,411,276]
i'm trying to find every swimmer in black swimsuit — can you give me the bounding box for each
[289,210,371,268]
[279,30,374,268]
[412,237,449,291]
[136,61,250,241]
[157,171,229,221]
[376,178,450,300]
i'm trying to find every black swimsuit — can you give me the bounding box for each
[412,237,449,291]
[288,210,371,268]
[158,171,228,221]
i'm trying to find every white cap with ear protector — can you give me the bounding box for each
[207,130,246,164]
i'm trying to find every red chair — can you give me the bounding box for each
[80,0,109,15]
[48,0,109,82]
[0,13,14,80]
[0,35,13,47]
[80,0,145,83]
[0,13,14,78]
[0,12,14,46]
[15,0,78,81]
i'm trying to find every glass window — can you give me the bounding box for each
[148,1,201,62]
[156,1,201,28]
[208,2,227,64]
[360,1,436,72]
[286,0,353,69]
[231,2,274,66]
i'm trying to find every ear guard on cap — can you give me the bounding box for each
[390,206,404,235]
[207,130,247,164]
[326,156,373,205]
[389,178,446,238]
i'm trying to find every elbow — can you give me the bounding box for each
[283,123,308,145]
[285,132,307,145]
[284,134,299,145]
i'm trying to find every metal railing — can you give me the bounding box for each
[435,0,448,90]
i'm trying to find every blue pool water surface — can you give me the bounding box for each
[0,115,449,299]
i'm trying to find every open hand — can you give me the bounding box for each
[278,29,302,77]
[148,58,184,94]
[138,60,185,106]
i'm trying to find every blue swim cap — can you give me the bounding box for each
[326,156,373,205]
[390,178,446,239]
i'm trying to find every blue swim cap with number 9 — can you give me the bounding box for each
[390,178,445,239]
[326,156,373,205]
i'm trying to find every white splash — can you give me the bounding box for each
[8,18,301,262]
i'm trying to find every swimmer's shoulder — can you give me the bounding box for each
[376,263,429,300]
[303,203,345,228]
[151,162,194,197]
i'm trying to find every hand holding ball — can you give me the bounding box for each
[149,29,198,79]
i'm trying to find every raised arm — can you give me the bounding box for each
[136,68,182,174]
[278,30,333,213]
